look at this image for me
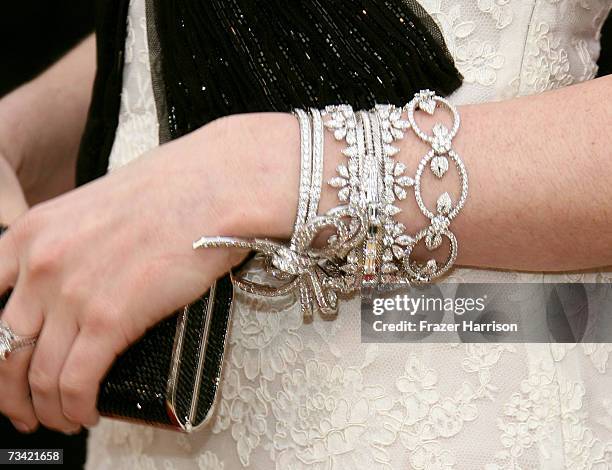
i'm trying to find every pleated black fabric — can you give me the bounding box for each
[154,0,462,139]
[76,0,130,186]
[76,1,462,183]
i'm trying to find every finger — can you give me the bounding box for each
[60,328,123,428]
[0,229,19,293]
[0,284,43,432]
[29,315,80,433]
[0,157,28,223]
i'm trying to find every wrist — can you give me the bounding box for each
[150,113,301,248]
[0,89,30,172]
[179,107,452,256]
[0,155,28,224]
[205,113,301,240]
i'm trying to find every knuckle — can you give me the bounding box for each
[59,377,91,426]
[82,300,118,333]
[58,277,86,308]
[62,405,90,427]
[59,375,86,401]
[82,299,131,351]
[28,367,55,395]
[27,240,65,277]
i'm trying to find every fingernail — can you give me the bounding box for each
[12,421,32,433]
[66,427,82,435]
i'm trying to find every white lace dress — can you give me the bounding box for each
[85,1,612,469]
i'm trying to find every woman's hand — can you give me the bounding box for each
[1,74,610,435]
[0,155,28,224]
[0,113,300,434]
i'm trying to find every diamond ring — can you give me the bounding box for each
[0,320,38,361]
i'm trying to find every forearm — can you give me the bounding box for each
[144,76,611,273]
[0,34,96,204]
[316,76,612,272]
[421,75,611,271]
[0,157,27,224]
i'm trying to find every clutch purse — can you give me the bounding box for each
[0,224,235,432]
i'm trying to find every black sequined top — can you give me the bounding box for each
[77,0,461,186]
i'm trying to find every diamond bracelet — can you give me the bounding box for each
[193,90,468,316]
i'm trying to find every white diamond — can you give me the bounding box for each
[394,185,407,200]
[329,177,346,188]
[431,124,451,153]
[334,128,346,140]
[395,119,410,130]
[431,156,449,178]
[392,245,406,259]
[384,144,400,156]
[420,99,436,115]
[423,259,438,275]
[379,110,390,120]
[325,118,343,129]
[382,263,399,274]
[338,187,350,201]
[346,130,356,145]
[390,127,404,140]
[341,264,358,273]
[337,164,349,178]
[396,176,414,187]
[0,339,9,360]
[426,232,443,250]
[431,215,450,232]
[386,204,401,216]
[395,235,415,246]
[437,192,452,215]
[342,146,357,158]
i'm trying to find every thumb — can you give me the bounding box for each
[0,156,28,224]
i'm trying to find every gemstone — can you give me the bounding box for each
[0,337,10,360]
[431,156,449,178]
[364,240,377,275]
[436,193,452,216]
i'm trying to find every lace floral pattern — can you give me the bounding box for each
[85,0,612,469]
[456,41,505,85]
[107,0,159,171]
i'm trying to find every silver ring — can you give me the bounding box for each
[0,320,38,361]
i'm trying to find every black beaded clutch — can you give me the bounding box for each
[0,224,235,432]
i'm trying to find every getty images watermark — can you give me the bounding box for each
[361,283,612,343]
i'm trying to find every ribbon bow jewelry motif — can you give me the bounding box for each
[193,205,367,319]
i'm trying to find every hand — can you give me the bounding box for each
[0,154,28,224]
[0,113,299,434]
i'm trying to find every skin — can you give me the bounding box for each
[0,36,611,436]
[0,35,95,205]
[0,157,27,224]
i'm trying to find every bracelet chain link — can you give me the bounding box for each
[194,90,468,317]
